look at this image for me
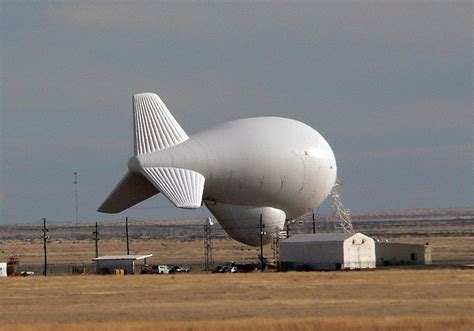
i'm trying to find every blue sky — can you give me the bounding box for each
[1,2,472,224]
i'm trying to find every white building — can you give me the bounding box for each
[93,254,152,275]
[280,233,376,270]
[375,242,431,266]
[0,263,7,277]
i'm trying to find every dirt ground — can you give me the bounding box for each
[1,269,473,330]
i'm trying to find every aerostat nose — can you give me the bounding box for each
[127,156,142,172]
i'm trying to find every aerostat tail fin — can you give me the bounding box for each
[133,93,188,155]
[141,167,205,209]
[98,93,196,214]
[97,171,159,213]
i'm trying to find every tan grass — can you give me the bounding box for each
[0,270,473,330]
[2,316,474,331]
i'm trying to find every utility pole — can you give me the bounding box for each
[259,214,266,272]
[286,221,290,238]
[74,172,78,226]
[93,222,99,274]
[312,211,316,234]
[125,217,130,255]
[93,222,99,258]
[42,218,49,276]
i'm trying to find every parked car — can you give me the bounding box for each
[140,265,152,274]
[233,263,257,273]
[212,262,256,273]
[20,271,34,276]
[141,265,170,274]
[169,266,190,273]
[212,265,231,273]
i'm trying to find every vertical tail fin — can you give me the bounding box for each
[133,93,188,155]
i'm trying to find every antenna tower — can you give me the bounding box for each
[271,227,282,265]
[330,181,354,233]
[204,218,214,271]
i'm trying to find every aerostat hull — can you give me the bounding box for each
[99,93,337,246]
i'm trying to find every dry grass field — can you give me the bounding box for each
[1,209,472,330]
[1,207,473,269]
[1,269,473,330]
[1,235,473,268]
[0,238,260,267]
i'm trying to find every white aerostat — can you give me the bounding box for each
[98,93,337,246]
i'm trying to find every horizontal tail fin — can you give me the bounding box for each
[141,167,205,209]
[133,93,188,155]
[98,171,159,213]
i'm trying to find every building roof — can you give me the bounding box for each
[375,242,428,247]
[92,254,153,261]
[282,233,358,243]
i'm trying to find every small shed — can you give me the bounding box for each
[375,242,431,266]
[280,233,376,271]
[93,254,152,275]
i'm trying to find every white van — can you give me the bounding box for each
[158,265,170,274]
